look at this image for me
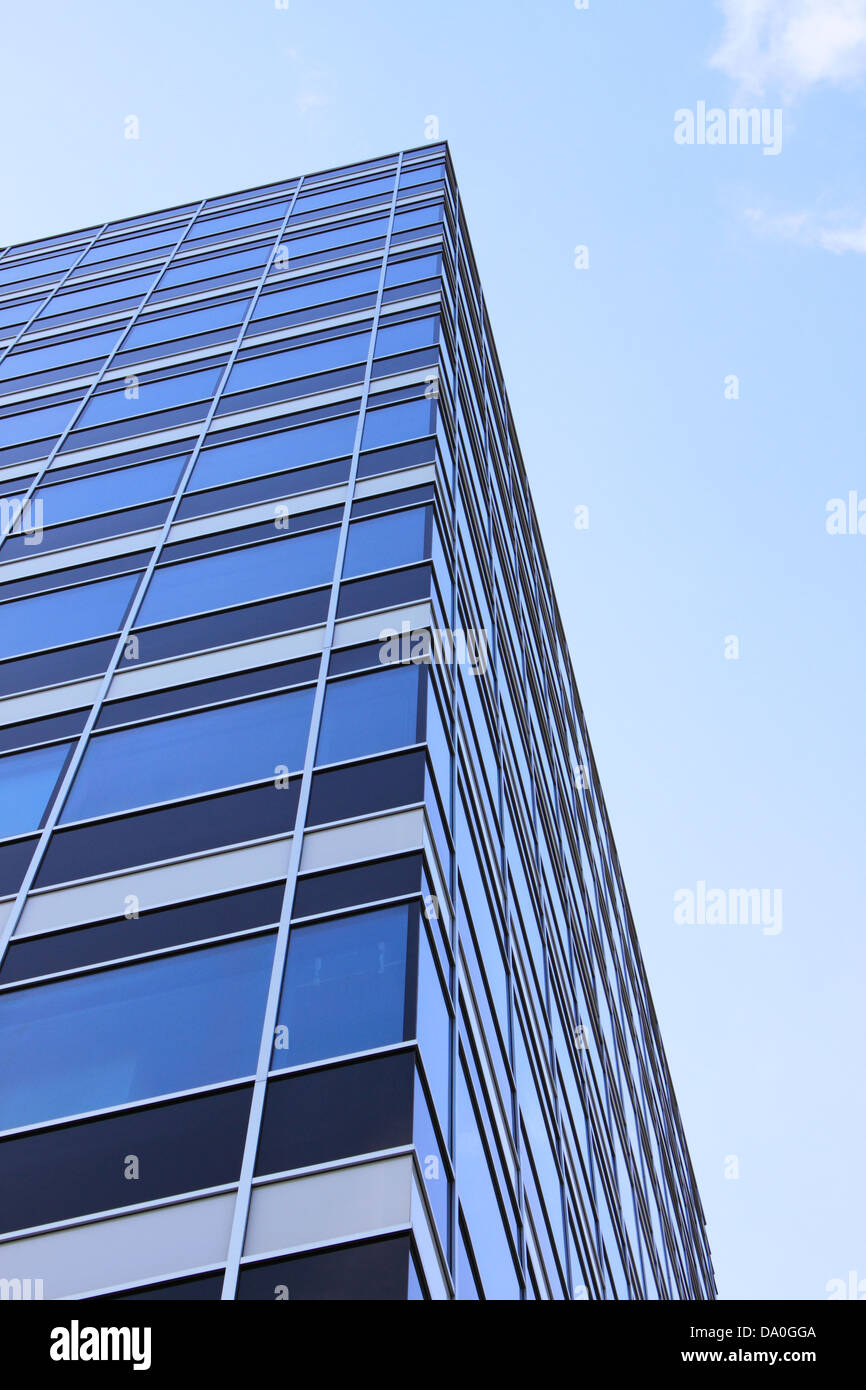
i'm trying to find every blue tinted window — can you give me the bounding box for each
[375,316,438,357]
[123,299,247,350]
[292,176,393,217]
[343,507,427,578]
[225,331,369,395]
[274,906,409,1068]
[61,686,314,822]
[392,204,443,233]
[0,299,45,331]
[37,456,184,525]
[414,1069,450,1247]
[0,573,137,660]
[317,666,420,765]
[399,164,446,189]
[49,272,155,315]
[82,228,177,264]
[0,397,79,447]
[185,199,290,243]
[138,527,338,626]
[383,254,441,288]
[0,251,75,285]
[190,415,357,491]
[0,936,274,1129]
[159,244,269,289]
[253,268,378,320]
[78,366,223,427]
[0,329,124,380]
[0,742,69,839]
[457,1065,521,1299]
[361,399,433,450]
[416,927,451,1133]
[281,218,388,258]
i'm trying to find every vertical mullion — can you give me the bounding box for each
[220,152,405,1301]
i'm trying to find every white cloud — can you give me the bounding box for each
[745,206,866,252]
[712,0,866,95]
[282,49,332,115]
[295,84,330,115]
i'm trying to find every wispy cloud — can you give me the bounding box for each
[295,80,330,115]
[745,206,866,252]
[711,0,866,96]
[283,49,332,116]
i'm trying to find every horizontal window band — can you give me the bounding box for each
[0,880,286,984]
[34,780,303,890]
[0,635,116,700]
[0,499,171,561]
[96,652,321,732]
[122,588,331,666]
[0,1084,255,1238]
[27,750,426,891]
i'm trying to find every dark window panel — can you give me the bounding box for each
[35,781,300,888]
[307,749,426,827]
[336,563,431,619]
[0,836,38,898]
[98,1273,225,1301]
[0,1085,253,1233]
[256,1051,414,1175]
[0,637,116,699]
[350,483,434,519]
[328,639,399,676]
[292,852,422,921]
[356,437,436,479]
[371,348,438,381]
[237,1234,410,1301]
[0,881,286,985]
[0,706,88,754]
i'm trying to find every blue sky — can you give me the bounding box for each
[2,0,865,1300]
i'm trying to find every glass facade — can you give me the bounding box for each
[0,146,714,1300]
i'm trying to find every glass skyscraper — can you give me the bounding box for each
[0,145,715,1301]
